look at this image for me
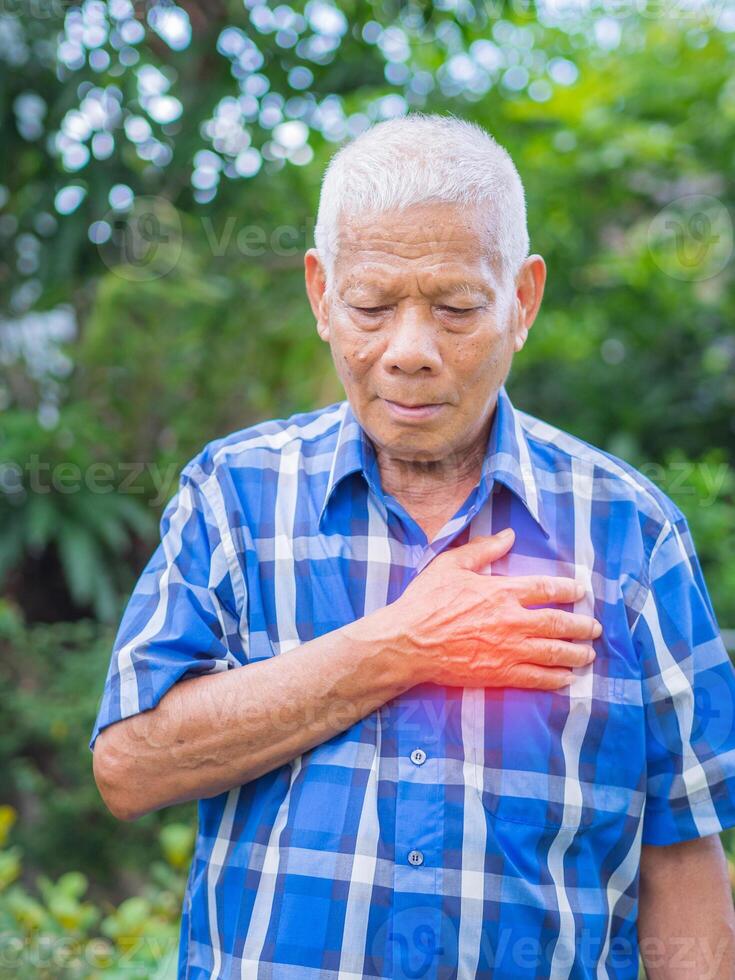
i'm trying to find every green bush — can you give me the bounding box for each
[0,601,195,890]
[0,409,156,623]
[0,806,192,980]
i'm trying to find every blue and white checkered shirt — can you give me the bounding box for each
[90,384,735,979]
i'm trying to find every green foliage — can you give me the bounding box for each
[75,207,335,471]
[0,407,157,622]
[655,451,735,626]
[497,21,735,470]
[0,602,195,887]
[0,807,191,979]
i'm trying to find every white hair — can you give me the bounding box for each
[313,112,530,283]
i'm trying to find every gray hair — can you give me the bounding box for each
[313,112,530,283]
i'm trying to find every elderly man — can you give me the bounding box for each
[91,114,735,979]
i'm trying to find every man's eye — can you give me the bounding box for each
[354,306,389,316]
[439,305,476,315]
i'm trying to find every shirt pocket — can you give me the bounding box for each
[473,675,647,832]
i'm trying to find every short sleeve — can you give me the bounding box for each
[635,511,735,845]
[89,471,245,752]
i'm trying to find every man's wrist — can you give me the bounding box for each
[341,602,430,696]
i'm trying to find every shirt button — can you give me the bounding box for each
[408,850,424,867]
[410,748,427,766]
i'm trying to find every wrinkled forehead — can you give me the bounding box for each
[331,200,507,282]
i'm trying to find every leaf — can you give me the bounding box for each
[56,523,103,607]
[159,824,195,870]
[0,806,17,848]
[23,495,57,555]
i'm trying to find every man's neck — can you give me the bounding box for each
[375,413,493,518]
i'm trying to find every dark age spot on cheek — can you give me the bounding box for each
[338,345,365,383]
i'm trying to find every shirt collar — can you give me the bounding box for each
[318,384,550,539]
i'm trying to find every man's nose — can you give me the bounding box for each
[381,304,442,374]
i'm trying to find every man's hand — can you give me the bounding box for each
[392,527,602,691]
[93,526,601,819]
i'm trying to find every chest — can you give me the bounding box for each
[232,480,648,854]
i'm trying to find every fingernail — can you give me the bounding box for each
[593,622,602,637]
[498,528,514,540]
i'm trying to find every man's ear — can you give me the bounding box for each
[511,254,546,353]
[304,249,330,342]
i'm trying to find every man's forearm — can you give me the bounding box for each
[638,835,735,979]
[93,605,418,820]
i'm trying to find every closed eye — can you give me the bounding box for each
[438,305,479,315]
[353,305,390,316]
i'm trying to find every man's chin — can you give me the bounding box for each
[372,427,447,462]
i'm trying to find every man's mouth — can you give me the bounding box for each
[383,399,445,420]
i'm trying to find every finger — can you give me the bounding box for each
[500,575,585,606]
[522,608,603,640]
[517,639,596,669]
[452,529,515,570]
[501,664,577,691]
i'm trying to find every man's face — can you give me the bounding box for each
[305,201,544,469]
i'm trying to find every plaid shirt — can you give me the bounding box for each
[90,384,735,979]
